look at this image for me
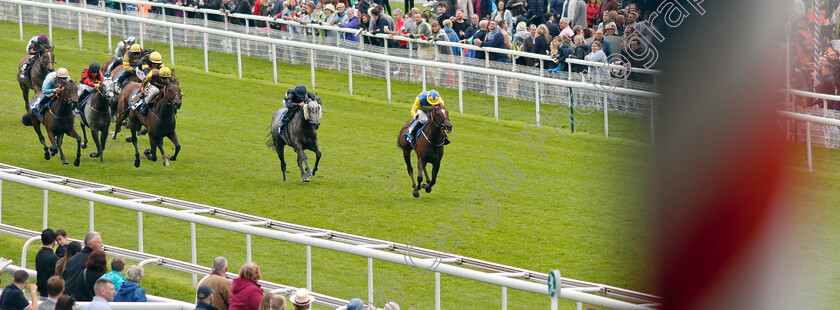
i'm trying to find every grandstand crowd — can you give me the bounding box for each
[58,0,659,80]
[792,0,840,109]
[0,229,400,310]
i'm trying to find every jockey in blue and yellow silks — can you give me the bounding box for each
[404,90,444,146]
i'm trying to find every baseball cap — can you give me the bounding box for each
[197,285,215,299]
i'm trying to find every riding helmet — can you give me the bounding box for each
[150,52,163,64]
[129,44,142,53]
[159,66,172,78]
[126,36,136,44]
[426,90,441,105]
[38,33,48,43]
[293,85,308,99]
[56,68,69,78]
[89,62,100,73]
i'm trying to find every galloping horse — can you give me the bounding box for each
[23,79,82,166]
[125,82,183,167]
[78,77,116,164]
[269,96,323,182]
[397,105,453,197]
[17,48,55,110]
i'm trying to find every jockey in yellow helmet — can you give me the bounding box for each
[404,89,447,146]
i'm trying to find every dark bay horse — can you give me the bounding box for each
[126,82,183,167]
[269,97,322,182]
[397,105,453,197]
[17,48,55,110]
[23,79,82,166]
[78,77,116,164]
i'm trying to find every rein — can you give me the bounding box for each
[420,107,448,147]
[47,87,75,120]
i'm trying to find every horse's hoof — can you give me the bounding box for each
[110,131,116,139]
[81,143,87,149]
[163,156,170,167]
[90,152,99,158]
[50,148,58,156]
[412,191,420,198]
[302,177,310,182]
[169,156,177,161]
[425,186,432,193]
[126,137,133,143]
[134,160,140,168]
[44,152,50,160]
[62,160,68,165]
[421,183,429,189]
[73,159,80,167]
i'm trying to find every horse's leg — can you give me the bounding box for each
[79,123,89,149]
[47,129,58,157]
[56,134,68,165]
[295,148,310,182]
[66,128,82,167]
[277,144,287,182]
[112,110,127,139]
[167,131,181,161]
[144,136,159,162]
[19,81,29,111]
[403,148,418,197]
[421,159,433,191]
[90,127,105,164]
[311,143,322,176]
[425,160,440,193]
[157,136,170,167]
[131,129,141,168]
[32,120,50,160]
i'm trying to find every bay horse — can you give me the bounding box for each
[269,96,322,182]
[23,79,82,166]
[17,48,55,110]
[78,77,116,164]
[397,105,453,198]
[112,72,179,141]
[126,81,183,167]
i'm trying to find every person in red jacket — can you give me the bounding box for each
[229,263,262,310]
[78,61,103,103]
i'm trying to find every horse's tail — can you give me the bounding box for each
[21,113,32,126]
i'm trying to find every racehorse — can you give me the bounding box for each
[397,105,453,197]
[22,79,82,166]
[269,96,322,182]
[17,48,55,110]
[112,72,179,141]
[78,77,116,164]
[125,81,183,167]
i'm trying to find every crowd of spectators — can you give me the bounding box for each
[0,230,403,310]
[58,0,659,80]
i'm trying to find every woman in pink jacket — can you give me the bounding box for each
[229,263,263,310]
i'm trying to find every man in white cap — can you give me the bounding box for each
[291,288,314,310]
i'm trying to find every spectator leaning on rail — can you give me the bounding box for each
[36,228,59,298]
[290,288,314,310]
[99,256,126,292]
[229,263,263,310]
[73,250,107,302]
[55,241,82,279]
[198,257,232,310]
[475,20,510,63]
[63,232,102,299]
[113,265,147,302]
[0,270,39,310]
[87,279,115,310]
[39,276,65,310]
[441,19,461,55]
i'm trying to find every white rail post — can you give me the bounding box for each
[89,201,95,232]
[107,17,112,53]
[501,287,507,310]
[236,38,242,78]
[458,70,463,114]
[183,9,187,42]
[310,49,315,90]
[435,272,441,310]
[0,180,3,229]
[272,43,277,84]
[18,4,22,41]
[203,33,208,72]
[78,13,83,50]
[43,190,48,229]
[139,22,144,48]
[246,234,252,262]
[348,55,353,96]
[604,92,609,137]
[191,222,197,286]
[138,211,143,252]
[367,258,374,304]
[807,121,812,172]
[306,245,312,291]
[385,43,391,103]
[169,27,174,66]
[494,76,499,121]
[422,66,426,92]
[535,82,540,124]
[577,302,583,310]
[48,8,52,41]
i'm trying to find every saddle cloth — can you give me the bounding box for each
[129,89,148,116]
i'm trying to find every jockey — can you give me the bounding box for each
[404,89,448,146]
[19,33,51,81]
[115,44,144,92]
[106,36,136,76]
[141,51,165,75]
[138,66,171,108]
[78,62,103,103]
[278,85,315,135]
[32,67,71,115]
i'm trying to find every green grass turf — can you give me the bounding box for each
[0,20,654,309]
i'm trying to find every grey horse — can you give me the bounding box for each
[269,95,322,182]
[77,77,115,164]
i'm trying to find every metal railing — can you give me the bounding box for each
[2,0,660,135]
[782,89,840,171]
[0,163,660,309]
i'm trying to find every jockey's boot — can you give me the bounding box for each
[404,120,420,146]
[278,110,290,135]
[19,63,28,81]
[79,89,91,104]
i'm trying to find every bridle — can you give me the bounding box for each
[39,49,55,72]
[421,106,450,147]
[48,83,77,120]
